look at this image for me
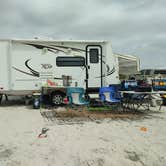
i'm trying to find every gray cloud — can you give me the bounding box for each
[0,0,166,68]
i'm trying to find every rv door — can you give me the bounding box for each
[86,45,102,91]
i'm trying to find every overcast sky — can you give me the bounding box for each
[0,0,166,69]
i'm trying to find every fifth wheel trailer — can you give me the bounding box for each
[0,39,120,105]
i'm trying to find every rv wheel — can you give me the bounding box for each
[51,92,64,106]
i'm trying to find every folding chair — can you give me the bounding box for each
[125,94,151,111]
[66,87,89,108]
[99,86,122,111]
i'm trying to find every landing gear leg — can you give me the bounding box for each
[0,95,3,104]
[5,95,8,101]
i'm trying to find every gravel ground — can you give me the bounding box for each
[0,100,166,166]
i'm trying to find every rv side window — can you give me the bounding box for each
[56,56,85,67]
[89,48,99,63]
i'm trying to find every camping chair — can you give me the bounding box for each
[66,87,89,109]
[123,93,151,111]
[99,86,122,111]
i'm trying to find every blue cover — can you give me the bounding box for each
[124,80,138,90]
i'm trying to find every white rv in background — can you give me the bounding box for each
[0,39,120,105]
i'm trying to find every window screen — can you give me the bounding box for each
[56,56,85,67]
[89,48,99,63]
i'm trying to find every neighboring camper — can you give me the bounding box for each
[141,69,166,79]
[139,69,166,85]
[0,39,120,105]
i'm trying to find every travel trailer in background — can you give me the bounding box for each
[141,69,166,79]
[140,69,166,84]
[115,54,140,80]
[0,39,120,105]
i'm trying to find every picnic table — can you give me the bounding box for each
[120,91,166,111]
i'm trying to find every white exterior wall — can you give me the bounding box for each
[11,41,41,91]
[0,41,10,91]
[105,42,120,85]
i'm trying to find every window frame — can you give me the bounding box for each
[56,56,85,67]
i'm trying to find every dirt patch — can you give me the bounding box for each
[40,108,147,124]
[43,109,145,119]
[125,150,146,166]
[0,149,13,160]
[76,158,105,166]
[125,150,141,162]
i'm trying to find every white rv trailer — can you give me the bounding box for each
[0,39,120,105]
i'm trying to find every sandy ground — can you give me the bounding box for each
[0,100,166,166]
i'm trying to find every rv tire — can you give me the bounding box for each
[51,92,64,106]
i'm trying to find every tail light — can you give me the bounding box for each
[63,97,69,104]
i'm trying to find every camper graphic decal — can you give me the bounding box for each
[95,58,116,78]
[25,59,39,77]
[107,66,116,76]
[12,66,37,77]
[12,59,62,80]
[95,66,115,78]
[41,64,53,69]
[23,43,85,54]
[12,59,39,77]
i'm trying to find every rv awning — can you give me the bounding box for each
[115,54,140,75]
